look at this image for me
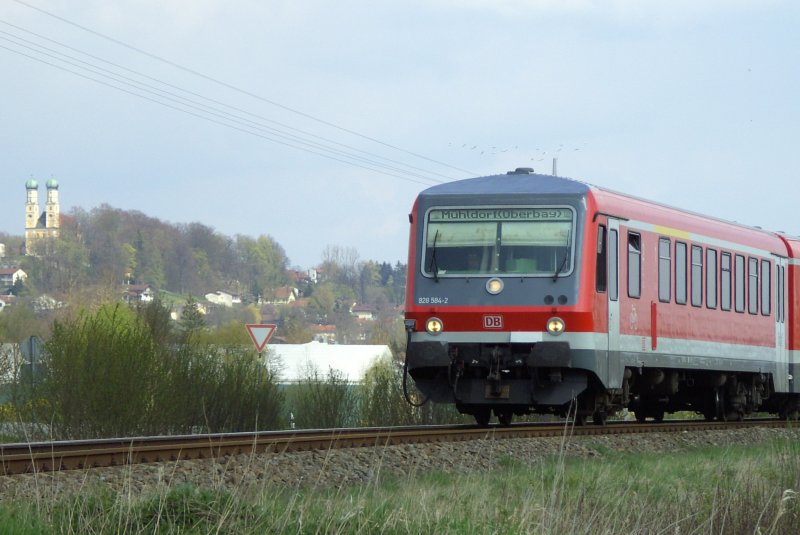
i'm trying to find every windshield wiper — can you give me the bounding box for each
[428,230,441,283]
[552,229,572,282]
[552,254,569,282]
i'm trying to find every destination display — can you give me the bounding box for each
[428,207,572,222]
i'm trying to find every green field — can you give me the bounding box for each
[0,438,798,534]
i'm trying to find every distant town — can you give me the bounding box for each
[0,179,407,350]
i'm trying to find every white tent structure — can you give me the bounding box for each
[266,341,392,384]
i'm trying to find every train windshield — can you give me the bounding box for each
[423,207,575,277]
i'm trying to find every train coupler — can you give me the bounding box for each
[486,346,503,397]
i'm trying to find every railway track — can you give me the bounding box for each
[0,419,793,476]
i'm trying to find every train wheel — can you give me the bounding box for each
[496,410,513,426]
[723,410,743,422]
[652,409,665,422]
[592,411,608,426]
[474,409,491,427]
[634,411,647,423]
[705,390,723,421]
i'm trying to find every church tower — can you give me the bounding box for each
[24,178,60,256]
[45,178,60,231]
[24,179,40,252]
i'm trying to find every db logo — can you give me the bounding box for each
[483,315,503,329]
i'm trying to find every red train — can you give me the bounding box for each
[403,168,799,425]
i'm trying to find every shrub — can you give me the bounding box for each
[285,364,358,429]
[359,356,469,427]
[37,302,285,439]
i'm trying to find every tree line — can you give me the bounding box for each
[1,205,408,348]
[12,204,291,298]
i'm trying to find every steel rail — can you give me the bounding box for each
[0,419,794,476]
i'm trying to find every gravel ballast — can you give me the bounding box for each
[1,426,799,501]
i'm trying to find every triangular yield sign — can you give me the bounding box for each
[246,324,276,352]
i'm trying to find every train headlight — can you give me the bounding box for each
[486,278,504,295]
[546,317,565,335]
[426,317,443,335]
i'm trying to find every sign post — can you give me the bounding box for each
[20,335,43,386]
[245,324,276,353]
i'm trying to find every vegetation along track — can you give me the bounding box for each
[0,419,793,476]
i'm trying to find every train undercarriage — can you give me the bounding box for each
[407,342,800,426]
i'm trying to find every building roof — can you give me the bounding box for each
[125,284,153,295]
[273,287,296,300]
[267,341,391,383]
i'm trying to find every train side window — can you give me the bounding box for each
[627,232,641,298]
[735,254,745,313]
[675,242,687,305]
[777,265,784,323]
[609,229,619,301]
[721,252,732,311]
[748,257,758,314]
[706,248,717,309]
[596,225,607,292]
[761,260,771,316]
[691,245,703,307]
[658,237,671,302]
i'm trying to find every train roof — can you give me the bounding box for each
[781,235,800,258]
[419,170,793,255]
[419,170,590,197]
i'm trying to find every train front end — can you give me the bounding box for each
[404,170,599,425]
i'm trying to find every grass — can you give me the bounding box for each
[0,438,798,534]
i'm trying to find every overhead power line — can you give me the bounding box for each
[0,20,459,183]
[9,0,478,179]
[0,41,440,187]
[0,27,445,186]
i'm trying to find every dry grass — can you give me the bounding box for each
[1,434,798,534]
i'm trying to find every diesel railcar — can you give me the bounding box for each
[403,168,799,425]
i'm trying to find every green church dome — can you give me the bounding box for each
[25,179,38,190]
[46,178,59,189]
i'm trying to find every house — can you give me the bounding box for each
[0,268,26,290]
[205,290,234,307]
[0,243,5,258]
[265,286,298,305]
[205,290,243,308]
[310,324,337,344]
[350,303,377,321]
[124,284,154,303]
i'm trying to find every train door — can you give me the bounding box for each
[775,256,789,392]
[607,219,621,360]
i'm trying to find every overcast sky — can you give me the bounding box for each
[1,0,798,269]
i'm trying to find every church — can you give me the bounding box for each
[24,178,60,256]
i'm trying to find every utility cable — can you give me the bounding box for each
[0,24,447,184]
[0,20,459,183]
[0,42,437,186]
[11,0,478,177]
